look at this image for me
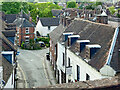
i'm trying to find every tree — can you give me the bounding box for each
[2,2,22,14]
[2,2,63,22]
[67,1,77,8]
[109,6,116,15]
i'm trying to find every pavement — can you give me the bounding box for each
[16,64,27,88]
[16,48,57,88]
[44,55,57,85]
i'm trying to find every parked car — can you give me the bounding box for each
[38,41,45,47]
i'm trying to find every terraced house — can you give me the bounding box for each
[0,17,17,88]
[49,7,120,84]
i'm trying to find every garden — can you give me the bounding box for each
[21,37,50,50]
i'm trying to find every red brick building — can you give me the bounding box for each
[14,17,35,46]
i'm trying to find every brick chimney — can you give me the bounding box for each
[70,10,77,19]
[29,17,32,23]
[66,18,72,27]
[63,17,67,27]
[96,11,108,24]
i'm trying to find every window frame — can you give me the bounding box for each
[25,27,29,34]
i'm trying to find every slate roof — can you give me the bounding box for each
[52,9,63,17]
[1,32,16,85]
[42,75,120,89]
[19,13,29,21]
[0,18,7,30]
[40,18,60,26]
[4,14,18,23]
[49,24,65,45]
[2,56,13,83]
[2,33,17,52]
[59,18,116,71]
[14,18,34,27]
[2,30,16,37]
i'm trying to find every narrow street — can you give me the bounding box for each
[17,48,52,88]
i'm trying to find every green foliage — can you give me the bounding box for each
[29,39,35,46]
[116,13,120,18]
[2,2,22,14]
[46,44,50,48]
[36,37,50,47]
[21,42,25,49]
[109,6,116,15]
[36,37,50,44]
[2,2,63,22]
[67,1,77,8]
[85,5,94,10]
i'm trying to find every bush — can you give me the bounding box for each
[21,42,25,49]
[36,37,50,46]
[46,43,50,48]
[109,6,116,15]
[67,1,77,8]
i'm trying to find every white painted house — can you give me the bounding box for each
[35,18,60,36]
[56,18,120,84]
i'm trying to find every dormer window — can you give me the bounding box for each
[63,32,74,41]
[77,40,90,53]
[86,44,101,60]
[26,27,29,34]
[68,35,80,46]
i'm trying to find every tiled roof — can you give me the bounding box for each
[2,30,16,37]
[52,9,63,17]
[40,18,60,26]
[43,75,119,89]
[59,18,115,70]
[49,24,65,45]
[0,18,7,30]
[2,56,13,83]
[4,14,18,23]
[14,18,34,27]
[2,33,17,51]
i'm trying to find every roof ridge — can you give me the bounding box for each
[75,18,114,28]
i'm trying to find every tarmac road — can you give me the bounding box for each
[17,48,50,88]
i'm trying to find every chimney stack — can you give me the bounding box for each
[96,11,108,24]
[29,17,32,23]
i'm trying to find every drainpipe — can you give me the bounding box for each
[65,42,67,83]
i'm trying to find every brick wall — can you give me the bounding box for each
[17,27,35,46]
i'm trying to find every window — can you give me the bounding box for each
[48,26,50,30]
[25,36,29,43]
[68,57,70,67]
[77,65,80,81]
[86,73,90,80]
[26,27,29,34]
[63,53,65,66]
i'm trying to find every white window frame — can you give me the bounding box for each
[26,27,29,34]
[25,36,29,43]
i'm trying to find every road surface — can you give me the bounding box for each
[17,48,50,88]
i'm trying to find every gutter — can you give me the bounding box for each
[106,27,119,65]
